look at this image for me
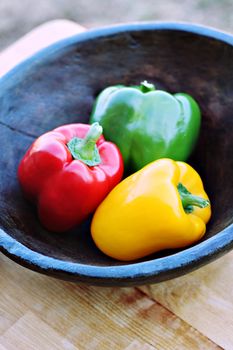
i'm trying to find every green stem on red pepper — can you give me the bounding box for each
[67,122,102,166]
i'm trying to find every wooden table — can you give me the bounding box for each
[0,20,233,350]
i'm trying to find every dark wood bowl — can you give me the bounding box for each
[0,23,233,286]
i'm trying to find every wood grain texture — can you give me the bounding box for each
[140,251,233,350]
[124,341,155,350]
[0,254,221,350]
[0,312,78,350]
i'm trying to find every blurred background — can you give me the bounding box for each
[1,0,233,50]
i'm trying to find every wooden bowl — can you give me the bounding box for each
[0,23,233,286]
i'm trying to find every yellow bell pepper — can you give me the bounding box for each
[91,158,211,261]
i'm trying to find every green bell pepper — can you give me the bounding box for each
[90,81,201,171]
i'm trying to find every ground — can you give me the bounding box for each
[0,0,233,50]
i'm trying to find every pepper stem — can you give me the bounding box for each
[78,122,102,159]
[67,122,102,166]
[178,183,210,214]
[136,80,156,93]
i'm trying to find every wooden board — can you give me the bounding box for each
[0,254,222,349]
[0,20,232,350]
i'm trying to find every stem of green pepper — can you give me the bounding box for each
[67,123,102,166]
[139,81,156,93]
[178,183,210,214]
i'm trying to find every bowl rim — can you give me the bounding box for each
[0,21,233,285]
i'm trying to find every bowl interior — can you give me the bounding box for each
[0,24,233,272]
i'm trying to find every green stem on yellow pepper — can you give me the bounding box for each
[178,183,210,213]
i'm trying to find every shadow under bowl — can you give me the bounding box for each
[0,22,233,286]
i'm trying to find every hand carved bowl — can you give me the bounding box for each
[0,23,232,286]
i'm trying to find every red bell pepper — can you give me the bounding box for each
[18,122,124,232]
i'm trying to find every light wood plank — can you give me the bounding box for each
[0,254,221,350]
[139,251,233,350]
[0,311,77,350]
[0,19,84,78]
[124,340,155,350]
